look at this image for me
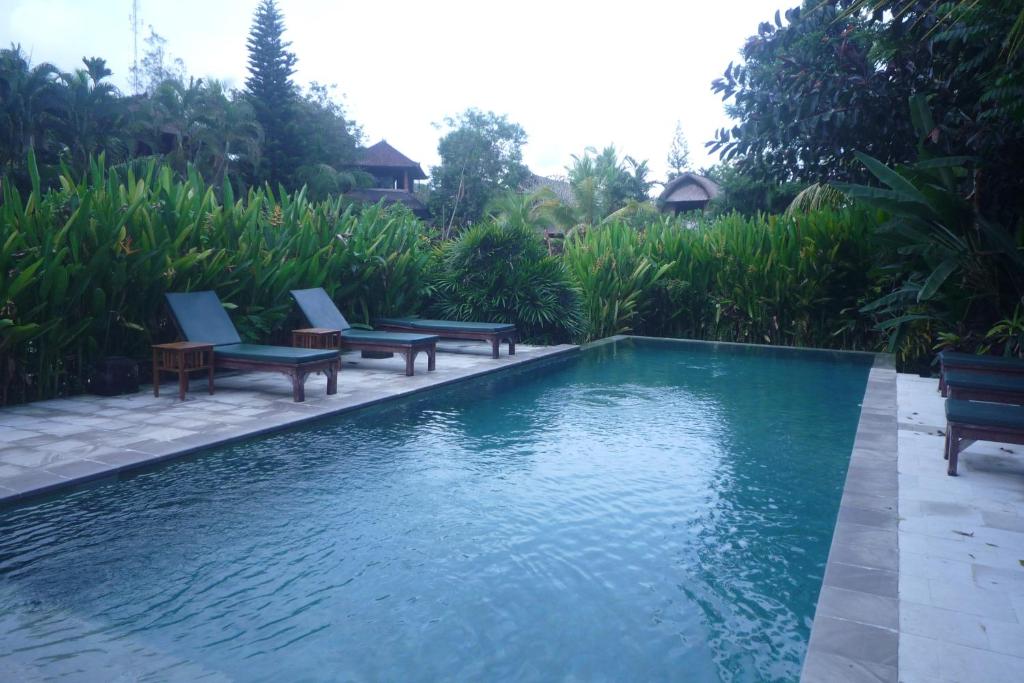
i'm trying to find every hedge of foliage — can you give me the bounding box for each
[1,158,889,405]
[563,209,882,349]
[0,155,429,404]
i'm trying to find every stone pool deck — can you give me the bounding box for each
[0,341,573,504]
[895,374,1024,683]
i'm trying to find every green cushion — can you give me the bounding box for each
[165,291,242,346]
[215,343,338,364]
[341,329,438,345]
[946,399,1024,429]
[375,317,515,333]
[945,370,1024,393]
[940,351,1024,371]
[291,287,351,331]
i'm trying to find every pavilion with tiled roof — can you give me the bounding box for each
[347,140,430,218]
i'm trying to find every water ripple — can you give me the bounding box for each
[0,341,869,681]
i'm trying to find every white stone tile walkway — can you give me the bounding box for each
[0,341,573,503]
[897,374,1024,683]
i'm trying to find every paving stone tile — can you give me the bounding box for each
[824,562,898,599]
[815,585,898,630]
[972,564,1024,596]
[0,449,76,468]
[828,537,898,572]
[924,577,1021,622]
[0,428,42,442]
[932,638,1024,683]
[1,468,68,493]
[45,459,116,480]
[89,449,168,469]
[899,572,931,604]
[806,615,897,667]
[837,504,897,530]
[801,650,897,683]
[901,601,992,649]
[831,522,897,551]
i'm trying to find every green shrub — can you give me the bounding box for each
[562,223,671,339]
[427,222,585,343]
[563,209,882,349]
[0,154,430,404]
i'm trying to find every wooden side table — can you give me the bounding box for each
[292,327,341,350]
[152,342,215,401]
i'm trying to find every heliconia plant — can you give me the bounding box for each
[563,208,882,349]
[0,152,430,404]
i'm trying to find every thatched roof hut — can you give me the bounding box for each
[657,173,720,214]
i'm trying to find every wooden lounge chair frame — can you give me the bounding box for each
[290,288,438,376]
[165,291,339,402]
[945,418,1024,476]
[375,321,517,359]
[212,353,338,402]
[345,335,436,377]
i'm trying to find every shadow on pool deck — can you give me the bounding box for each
[0,340,575,504]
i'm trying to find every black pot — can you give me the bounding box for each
[88,356,140,396]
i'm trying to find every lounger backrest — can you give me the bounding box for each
[164,291,243,346]
[291,288,351,331]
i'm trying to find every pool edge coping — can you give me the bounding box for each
[0,345,581,507]
[800,352,900,682]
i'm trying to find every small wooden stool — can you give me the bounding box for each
[152,342,215,401]
[292,327,341,350]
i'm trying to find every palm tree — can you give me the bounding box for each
[58,57,128,173]
[0,45,64,185]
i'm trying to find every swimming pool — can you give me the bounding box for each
[0,338,871,681]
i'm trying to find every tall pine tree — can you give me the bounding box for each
[245,0,298,188]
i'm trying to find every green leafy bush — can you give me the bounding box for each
[0,154,429,403]
[563,223,671,339]
[563,209,882,349]
[427,222,585,343]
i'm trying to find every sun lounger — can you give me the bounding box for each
[290,288,438,376]
[374,317,517,359]
[938,350,1024,396]
[165,291,339,402]
[944,370,1024,405]
[944,399,1024,475]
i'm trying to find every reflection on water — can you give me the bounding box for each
[0,340,870,682]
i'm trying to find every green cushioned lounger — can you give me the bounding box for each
[374,317,518,359]
[375,318,516,334]
[944,370,1024,405]
[290,288,438,376]
[164,291,339,402]
[943,399,1024,475]
[938,350,1024,396]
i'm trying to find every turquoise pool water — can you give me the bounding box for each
[0,339,871,682]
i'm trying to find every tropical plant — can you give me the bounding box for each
[837,99,1024,363]
[427,221,585,343]
[784,182,847,216]
[563,223,672,339]
[566,146,653,226]
[0,45,65,187]
[0,152,430,404]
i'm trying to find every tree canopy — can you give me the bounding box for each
[428,108,529,231]
[245,0,299,189]
[708,0,1024,220]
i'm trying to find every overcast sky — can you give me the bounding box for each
[1,0,785,182]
